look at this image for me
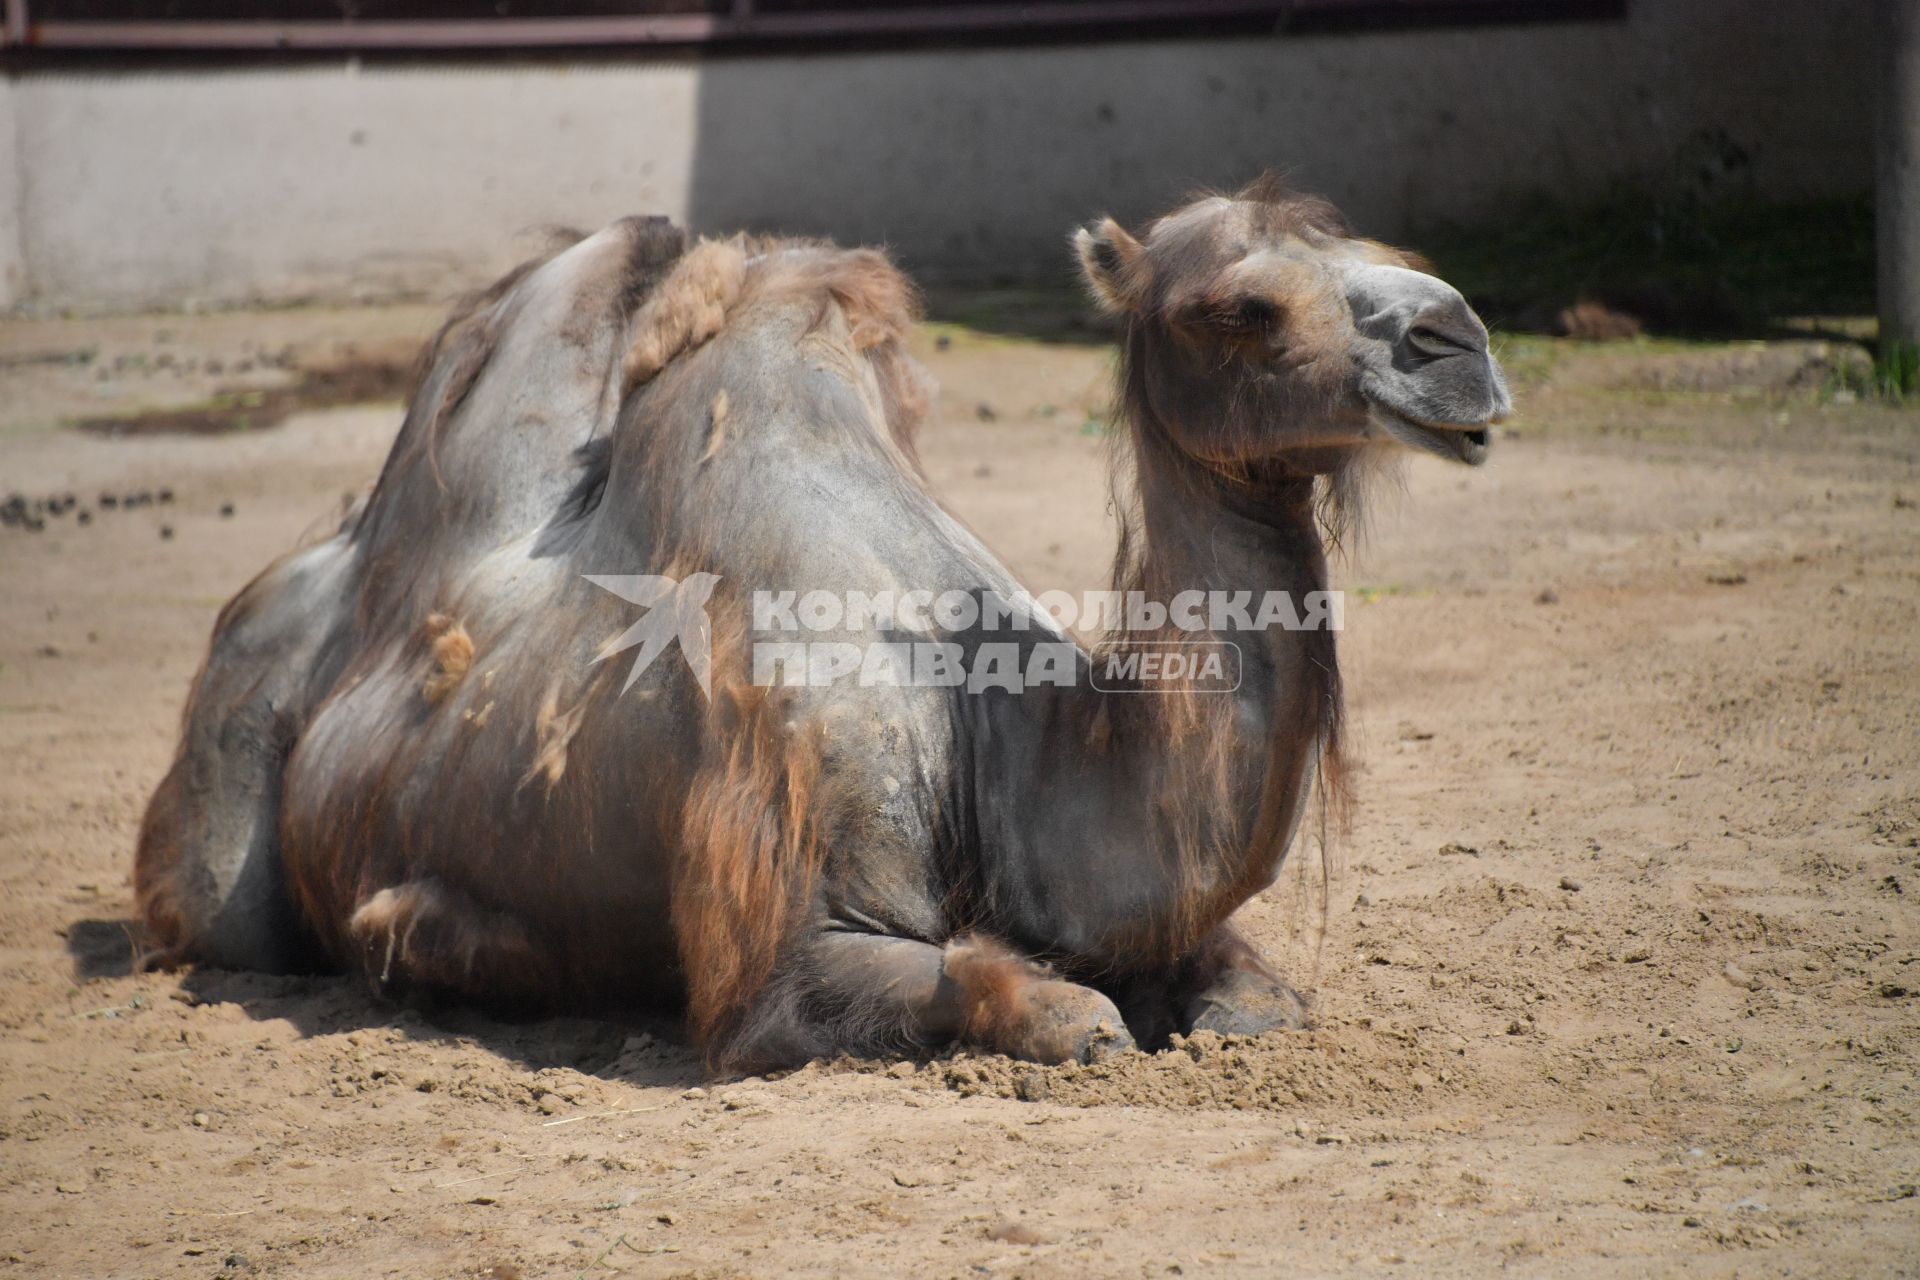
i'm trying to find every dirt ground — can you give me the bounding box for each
[0,304,1915,1278]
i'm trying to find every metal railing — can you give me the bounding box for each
[0,0,1617,52]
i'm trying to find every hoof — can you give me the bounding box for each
[1017,983,1137,1065]
[1079,1019,1137,1065]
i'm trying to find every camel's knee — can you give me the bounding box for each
[134,534,357,974]
[941,935,1135,1065]
[134,763,309,973]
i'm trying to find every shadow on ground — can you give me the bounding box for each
[64,914,705,1089]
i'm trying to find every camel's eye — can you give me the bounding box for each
[1407,325,1467,356]
[1201,296,1280,336]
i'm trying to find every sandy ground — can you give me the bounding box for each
[0,306,1916,1278]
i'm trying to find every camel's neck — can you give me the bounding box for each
[1128,425,1331,627]
[1122,421,1338,899]
[965,411,1339,970]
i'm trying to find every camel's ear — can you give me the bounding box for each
[1072,217,1146,315]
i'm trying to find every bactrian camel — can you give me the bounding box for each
[136,178,1508,1069]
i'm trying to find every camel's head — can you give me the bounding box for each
[1074,175,1510,473]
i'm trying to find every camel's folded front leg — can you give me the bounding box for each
[938,934,1136,1065]
[1174,924,1310,1038]
[723,930,1136,1071]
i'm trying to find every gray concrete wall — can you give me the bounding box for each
[0,78,25,308]
[0,0,1874,312]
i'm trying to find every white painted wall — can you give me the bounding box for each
[5,63,701,310]
[0,0,1874,312]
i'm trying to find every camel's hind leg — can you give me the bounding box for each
[135,525,360,972]
[723,931,1137,1071]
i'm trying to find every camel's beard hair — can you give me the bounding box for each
[1094,327,1365,970]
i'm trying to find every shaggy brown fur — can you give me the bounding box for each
[421,614,474,704]
[671,634,833,1053]
[622,237,749,391]
[941,934,1051,1046]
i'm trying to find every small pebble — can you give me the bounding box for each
[219,502,236,518]
[160,525,174,540]
[1558,876,1582,892]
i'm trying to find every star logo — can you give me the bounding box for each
[584,572,722,698]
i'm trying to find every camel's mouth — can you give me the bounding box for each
[1369,405,1493,467]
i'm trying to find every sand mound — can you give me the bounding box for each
[927,1019,1468,1113]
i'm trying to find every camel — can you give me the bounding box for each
[134,178,1509,1070]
